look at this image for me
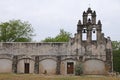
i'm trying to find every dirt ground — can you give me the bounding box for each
[0,74,120,80]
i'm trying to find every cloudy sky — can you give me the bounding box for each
[0,0,120,41]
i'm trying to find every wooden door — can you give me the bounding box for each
[25,63,29,73]
[67,62,74,74]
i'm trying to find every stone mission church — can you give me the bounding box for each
[0,8,112,75]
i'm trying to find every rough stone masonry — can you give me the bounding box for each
[0,8,113,75]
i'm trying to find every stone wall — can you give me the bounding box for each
[0,41,112,75]
[0,59,12,73]
[83,59,106,75]
[0,42,68,55]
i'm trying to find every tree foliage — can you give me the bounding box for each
[112,41,120,50]
[113,50,120,72]
[0,20,34,42]
[42,29,71,42]
[112,41,120,72]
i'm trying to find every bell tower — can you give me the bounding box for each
[77,7,102,44]
[70,7,113,74]
[83,7,96,25]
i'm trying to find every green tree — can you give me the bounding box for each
[0,20,34,42]
[112,41,120,72]
[42,29,71,42]
[112,41,120,50]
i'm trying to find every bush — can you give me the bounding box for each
[75,63,83,75]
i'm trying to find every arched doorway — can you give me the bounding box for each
[17,58,34,74]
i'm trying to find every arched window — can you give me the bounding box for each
[92,28,97,40]
[82,28,87,40]
[87,13,92,20]
[87,13,92,23]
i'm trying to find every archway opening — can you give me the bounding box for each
[92,28,97,40]
[82,28,87,40]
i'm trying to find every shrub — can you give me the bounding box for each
[75,63,83,75]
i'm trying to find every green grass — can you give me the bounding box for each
[0,74,119,80]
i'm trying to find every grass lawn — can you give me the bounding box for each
[0,74,120,80]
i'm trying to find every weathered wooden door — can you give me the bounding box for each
[25,63,29,73]
[67,62,74,74]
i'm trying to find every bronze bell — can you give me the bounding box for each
[93,30,95,33]
[83,29,86,33]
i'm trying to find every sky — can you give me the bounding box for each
[0,0,120,41]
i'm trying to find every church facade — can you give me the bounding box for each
[0,8,113,75]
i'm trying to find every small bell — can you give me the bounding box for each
[83,29,86,33]
[93,30,95,33]
[88,18,91,23]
